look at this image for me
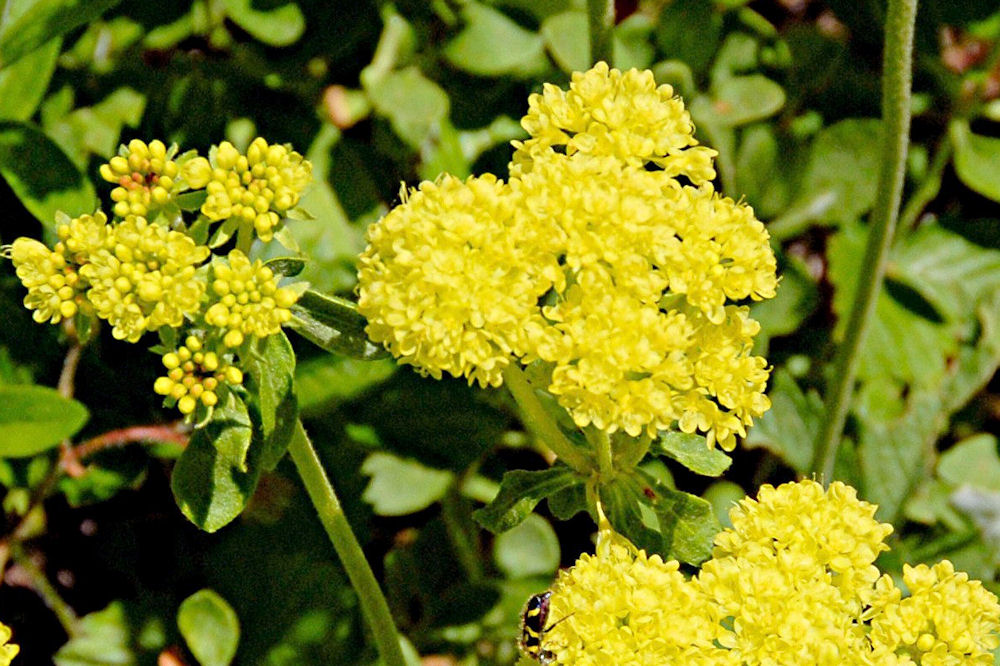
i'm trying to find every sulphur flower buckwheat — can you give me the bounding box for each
[153,335,244,415]
[100,139,182,217]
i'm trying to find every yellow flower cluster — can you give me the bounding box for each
[183,138,312,242]
[99,139,181,217]
[204,250,300,348]
[7,236,82,324]
[153,335,244,415]
[0,622,17,666]
[536,480,1000,666]
[358,63,777,448]
[81,216,209,342]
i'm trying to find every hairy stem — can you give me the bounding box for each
[288,421,406,666]
[812,0,918,482]
[587,0,615,65]
[502,364,590,473]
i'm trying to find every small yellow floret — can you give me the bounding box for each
[100,140,181,217]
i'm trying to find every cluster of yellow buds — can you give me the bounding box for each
[204,250,299,348]
[536,480,1000,665]
[99,139,181,218]
[153,335,244,415]
[183,137,312,242]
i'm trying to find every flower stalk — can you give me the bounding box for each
[587,0,614,65]
[812,0,918,482]
[288,421,406,666]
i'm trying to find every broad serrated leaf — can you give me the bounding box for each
[178,589,240,666]
[243,332,297,471]
[444,3,548,78]
[0,384,89,457]
[651,431,732,476]
[950,119,1000,202]
[493,513,560,578]
[222,0,305,46]
[53,602,134,666]
[287,289,389,360]
[0,0,123,68]
[473,467,581,533]
[744,369,821,473]
[361,452,453,516]
[171,396,259,532]
[0,121,97,225]
[890,223,1000,321]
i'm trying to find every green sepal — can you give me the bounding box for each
[650,431,732,477]
[287,289,389,360]
[264,256,306,278]
[175,190,208,211]
[473,466,581,534]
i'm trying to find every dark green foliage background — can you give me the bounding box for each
[1,0,1000,663]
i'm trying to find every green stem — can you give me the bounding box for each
[587,429,614,477]
[288,421,406,666]
[11,545,79,638]
[587,0,615,65]
[812,0,917,482]
[440,484,482,582]
[501,364,591,473]
[898,134,952,231]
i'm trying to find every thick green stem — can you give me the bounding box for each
[288,421,406,666]
[587,0,614,65]
[502,364,590,473]
[812,0,918,482]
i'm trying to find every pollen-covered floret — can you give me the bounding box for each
[100,140,181,218]
[153,335,243,415]
[512,61,717,181]
[204,250,299,348]
[545,521,730,666]
[0,622,17,666]
[183,137,312,242]
[358,174,556,388]
[81,216,209,341]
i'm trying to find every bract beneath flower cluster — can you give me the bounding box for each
[542,480,1000,666]
[357,62,778,450]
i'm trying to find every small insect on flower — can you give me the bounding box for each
[519,591,555,663]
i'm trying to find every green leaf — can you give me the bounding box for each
[541,11,589,74]
[735,123,789,218]
[295,356,396,415]
[705,75,785,127]
[0,38,60,121]
[287,289,389,360]
[655,0,723,74]
[938,434,1000,492]
[744,368,822,473]
[443,3,548,78]
[612,13,655,70]
[178,589,240,666]
[365,66,450,149]
[651,431,732,476]
[649,483,720,565]
[175,190,207,211]
[171,396,259,532]
[0,121,97,225]
[473,467,580,533]
[0,0,123,68]
[222,0,305,47]
[54,602,134,666]
[602,475,664,556]
[493,513,560,578]
[361,452,454,516]
[243,332,298,471]
[890,223,1000,321]
[264,256,306,278]
[769,119,882,238]
[950,119,1000,202]
[0,384,89,457]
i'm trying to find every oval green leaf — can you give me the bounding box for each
[0,384,89,457]
[178,589,240,666]
[950,119,1000,203]
[493,513,560,578]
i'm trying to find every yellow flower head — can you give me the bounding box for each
[6,237,81,324]
[183,137,312,242]
[543,520,729,666]
[512,152,775,447]
[153,334,243,415]
[0,622,18,666]
[868,561,1000,665]
[81,216,210,342]
[204,249,299,348]
[55,211,113,261]
[100,139,181,218]
[358,174,555,388]
[512,61,717,181]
